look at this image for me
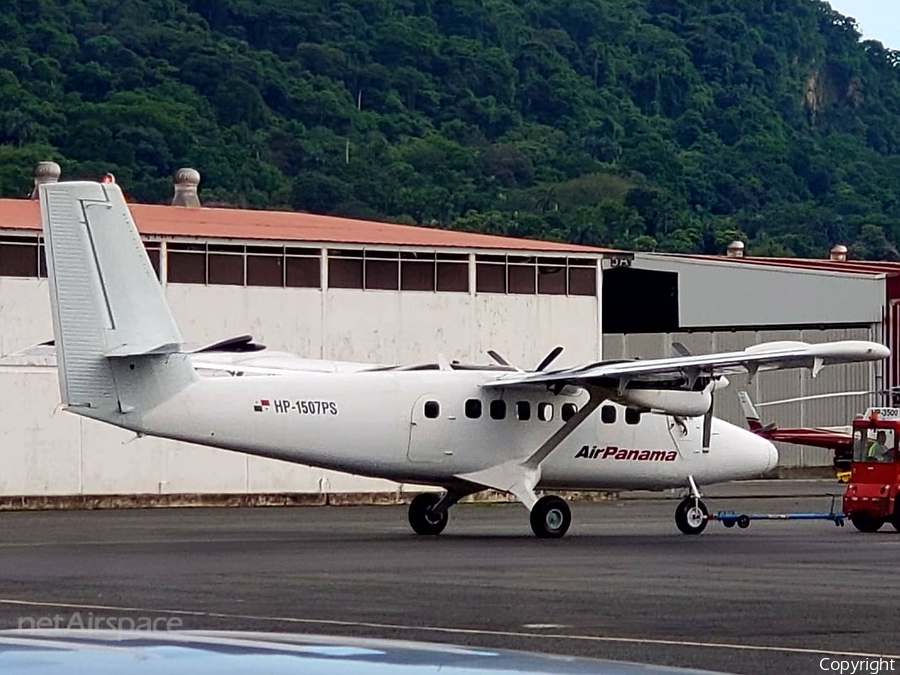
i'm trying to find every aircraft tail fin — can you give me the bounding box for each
[738,391,764,432]
[40,181,195,420]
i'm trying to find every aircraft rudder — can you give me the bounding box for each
[737,391,763,431]
[39,180,193,418]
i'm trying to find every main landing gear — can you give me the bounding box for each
[408,491,574,538]
[530,495,572,539]
[408,493,449,535]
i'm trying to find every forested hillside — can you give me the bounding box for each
[3,0,900,258]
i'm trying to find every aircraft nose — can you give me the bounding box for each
[764,438,779,473]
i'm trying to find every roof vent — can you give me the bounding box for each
[29,161,61,199]
[172,167,201,208]
[726,240,745,258]
[830,244,848,262]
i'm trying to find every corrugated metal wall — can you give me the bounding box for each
[604,328,879,467]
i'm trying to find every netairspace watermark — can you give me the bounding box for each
[820,657,896,674]
[18,612,183,634]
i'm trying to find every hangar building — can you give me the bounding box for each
[607,247,898,468]
[0,164,894,500]
[0,165,608,500]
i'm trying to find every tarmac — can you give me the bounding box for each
[0,481,896,675]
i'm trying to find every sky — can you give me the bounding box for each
[827,0,900,50]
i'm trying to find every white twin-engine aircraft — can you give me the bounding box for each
[39,182,890,538]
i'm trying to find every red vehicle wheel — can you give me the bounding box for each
[851,515,885,533]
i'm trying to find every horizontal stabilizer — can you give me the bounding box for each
[105,343,183,358]
[105,335,267,358]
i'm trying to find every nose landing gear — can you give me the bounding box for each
[675,475,709,535]
[675,497,709,535]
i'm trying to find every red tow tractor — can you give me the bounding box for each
[842,408,900,532]
[725,396,900,533]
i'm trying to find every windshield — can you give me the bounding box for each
[853,427,897,463]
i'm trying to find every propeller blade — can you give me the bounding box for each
[702,392,714,451]
[487,350,524,373]
[672,342,691,357]
[536,346,564,372]
[487,350,512,367]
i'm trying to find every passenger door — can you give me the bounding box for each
[407,394,456,463]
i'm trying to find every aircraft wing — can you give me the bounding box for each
[761,427,853,451]
[482,340,889,390]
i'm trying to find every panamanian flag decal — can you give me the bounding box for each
[254,399,270,413]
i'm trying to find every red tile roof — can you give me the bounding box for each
[0,198,610,255]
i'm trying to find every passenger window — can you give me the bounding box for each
[625,408,641,425]
[490,400,507,420]
[516,401,531,421]
[424,401,440,419]
[601,405,616,424]
[465,399,482,419]
[561,403,577,422]
[538,402,553,421]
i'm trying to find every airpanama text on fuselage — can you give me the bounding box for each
[575,445,678,462]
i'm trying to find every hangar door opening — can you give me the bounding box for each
[603,267,679,333]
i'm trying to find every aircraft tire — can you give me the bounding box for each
[675,497,708,535]
[850,515,884,533]
[530,496,571,539]
[408,493,448,535]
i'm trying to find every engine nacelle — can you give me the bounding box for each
[612,389,712,417]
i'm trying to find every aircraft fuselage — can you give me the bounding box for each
[97,369,778,492]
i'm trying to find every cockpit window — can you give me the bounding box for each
[853,428,897,463]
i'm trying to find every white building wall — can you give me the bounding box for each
[166,284,599,367]
[0,278,50,357]
[0,277,600,496]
